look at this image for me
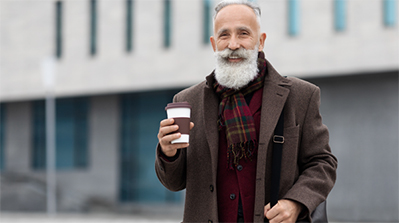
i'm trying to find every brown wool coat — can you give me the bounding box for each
[155,59,338,223]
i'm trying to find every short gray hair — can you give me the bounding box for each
[214,0,261,26]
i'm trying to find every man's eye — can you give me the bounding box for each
[219,34,229,38]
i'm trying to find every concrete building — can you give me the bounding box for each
[0,0,398,221]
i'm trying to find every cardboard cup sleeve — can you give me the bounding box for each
[165,102,192,144]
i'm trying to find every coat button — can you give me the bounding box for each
[237,165,243,171]
[210,185,214,192]
[230,193,236,200]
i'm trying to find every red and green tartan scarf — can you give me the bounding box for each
[214,51,267,169]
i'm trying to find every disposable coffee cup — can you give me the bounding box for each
[165,102,191,144]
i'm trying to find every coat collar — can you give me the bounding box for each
[202,58,292,187]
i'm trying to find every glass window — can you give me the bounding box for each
[32,97,89,170]
[288,0,300,36]
[126,0,134,52]
[383,0,397,27]
[119,89,183,202]
[32,100,46,169]
[0,104,5,170]
[55,1,63,58]
[203,0,212,44]
[164,0,172,48]
[90,0,97,55]
[334,0,346,31]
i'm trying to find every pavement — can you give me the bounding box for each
[0,213,180,223]
[0,213,377,223]
[0,202,185,223]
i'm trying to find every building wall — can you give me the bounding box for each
[5,102,32,173]
[0,92,183,211]
[1,0,398,101]
[308,71,399,221]
[1,97,121,211]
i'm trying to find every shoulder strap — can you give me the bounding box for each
[270,108,284,207]
[269,107,329,222]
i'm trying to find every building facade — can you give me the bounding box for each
[0,0,398,221]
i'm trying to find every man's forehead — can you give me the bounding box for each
[214,4,258,32]
[214,4,257,21]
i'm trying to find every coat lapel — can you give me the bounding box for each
[258,59,292,147]
[258,82,291,146]
[254,59,292,220]
[203,74,220,184]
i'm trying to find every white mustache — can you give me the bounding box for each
[217,48,251,61]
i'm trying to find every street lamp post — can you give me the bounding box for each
[42,57,57,215]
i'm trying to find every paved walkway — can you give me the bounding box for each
[0,213,179,223]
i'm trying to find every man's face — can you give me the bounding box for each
[210,4,266,57]
[210,4,266,90]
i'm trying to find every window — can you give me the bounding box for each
[0,104,5,170]
[164,0,172,48]
[32,97,89,170]
[126,0,134,52]
[32,100,46,169]
[383,0,397,27]
[119,89,183,202]
[334,0,346,31]
[203,0,212,44]
[90,0,97,55]
[55,1,63,58]
[288,0,300,36]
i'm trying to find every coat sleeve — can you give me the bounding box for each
[154,94,187,192]
[282,87,338,220]
[155,144,187,191]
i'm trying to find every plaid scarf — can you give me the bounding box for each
[214,51,267,169]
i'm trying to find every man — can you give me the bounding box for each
[155,0,337,222]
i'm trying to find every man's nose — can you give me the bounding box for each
[228,36,240,50]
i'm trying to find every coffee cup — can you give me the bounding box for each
[165,102,191,144]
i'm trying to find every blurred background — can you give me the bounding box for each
[0,0,398,222]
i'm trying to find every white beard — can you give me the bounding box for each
[214,46,259,90]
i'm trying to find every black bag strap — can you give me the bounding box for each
[269,108,329,222]
[270,108,284,208]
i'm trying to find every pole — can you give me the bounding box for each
[42,58,57,215]
[45,92,56,215]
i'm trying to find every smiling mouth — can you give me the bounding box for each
[226,55,244,63]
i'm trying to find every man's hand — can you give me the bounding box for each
[264,199,303,223]
[157,118,194,157]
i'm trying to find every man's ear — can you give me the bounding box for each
[258,32,267,52]
[210,36,216,52]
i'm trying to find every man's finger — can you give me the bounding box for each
[160,118,175,127]
[158,125,179,139]
[264,203,271,218]
[160,132,181,144]
[264,202,279,220]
